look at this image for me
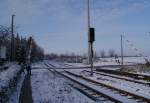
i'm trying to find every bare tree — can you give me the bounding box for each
[100,50,106,58]
[93,50,98,61]
[108,49,115,57]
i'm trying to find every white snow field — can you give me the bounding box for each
[31,63,96,103]
[66,56,150,66]
[97,57,148,65]
[63,57,150,75]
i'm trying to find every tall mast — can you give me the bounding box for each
[87,0,91,64]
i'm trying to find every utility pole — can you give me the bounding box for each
[121,35,124,66]
[87,0,95,76]
[11,14,15,61]
[87,0,91,64]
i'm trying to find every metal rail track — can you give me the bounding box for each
[44,62,150,103]
[96,68,150,81]
[84,70,150,86]
[43,62,150,82]
[60,62,150,87]
[44,63,121,102]
[48,69,121,102]
[65,71,150,103]
[41,63,136,69]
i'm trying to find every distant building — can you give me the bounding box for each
[0,45,6,60]
[0,40,6,60]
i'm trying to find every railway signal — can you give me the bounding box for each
[89,27,95,76]
[86,0,95,76]
[89,28,95,42]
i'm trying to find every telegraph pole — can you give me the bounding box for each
[121,35,124,66]
[11,14,15,61]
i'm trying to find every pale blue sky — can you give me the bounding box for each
[1,0,150,56]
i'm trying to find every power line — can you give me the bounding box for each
[123,35,149,63]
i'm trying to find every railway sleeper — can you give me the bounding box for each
[69,84,100,102]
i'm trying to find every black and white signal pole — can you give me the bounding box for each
[11,14,15,61]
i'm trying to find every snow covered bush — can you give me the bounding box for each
[0,64,23,103]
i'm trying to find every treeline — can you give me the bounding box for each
[45,49,119,61]
[0,25,44,64]
[99,49,118,58]
[45,52,83,59]
[45,53,83,63]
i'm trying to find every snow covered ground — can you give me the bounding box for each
[0,63,24,103]
[96,57,149,66]
[66,57,150,67]
[6,73,25,103]
[65,68,150,98]
[0,64,21,92]
[31,67,96,103]
[45,60,150,100]
[81,71,150,98]
[63,57,150,74]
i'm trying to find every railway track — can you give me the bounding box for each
[96,68,150,81]
[64,71,150,103]
[43,62,150,82]
[44,63,120,102]
[47,68,121,102]
[44,61,150,85]
[84,70,150,86]
[44,62,150,103]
